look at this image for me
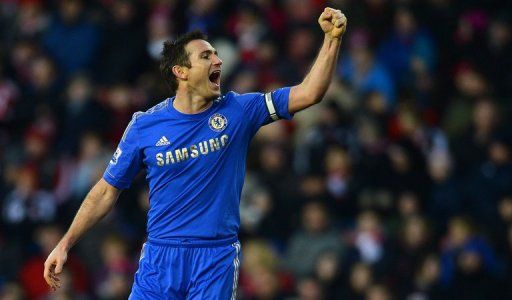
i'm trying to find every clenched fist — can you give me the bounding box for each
[319,7,347,39]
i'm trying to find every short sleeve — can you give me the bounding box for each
[103,114,143,189]
[234,86,293,134]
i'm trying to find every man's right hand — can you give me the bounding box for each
[43,243,68,291]
[318,7,347,40]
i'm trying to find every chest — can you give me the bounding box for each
[140,108,246,171]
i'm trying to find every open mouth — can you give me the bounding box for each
[209,70,221,87]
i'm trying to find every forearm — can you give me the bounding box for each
[303,36,341,98]
[59,179,120,250]
[289,36,342,112]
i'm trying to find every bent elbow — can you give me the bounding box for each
[309,91,326,105]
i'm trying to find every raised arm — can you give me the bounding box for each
[289,7,347,114]
[43,179,121,290]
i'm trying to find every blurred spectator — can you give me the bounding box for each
[384,141,428,197]
[102,83,136,143]
[0,282,24,300]
[385,191,422,235]
[464,136,512,228]
[427,150,461,231]
[339,28,395,107]
[42,0,100,75]
[378,6,436,89]
[2,167,56,235]
[450,246,500,299]
[388,216,433,291]
[254,142,299,239]
[14,0,48,39]
[396,191,421,218]
[250,0,286,36]
[324,145,353,212]
[54,132,110,220]
[443,66,490,142]
[283,0,318,25]
[239,239,289,299]
[186,0,221,34]
[403,254,446,299]
[96,0,147,84]
[26,55,59,106]
[9,39,39,85]
[343,210,388,275]
[14,55,59,135]
[451,98,498,175]
[351,117,389,206]
[226,3,268,64]
[278,26,317,84]
[69,132,109,199]
[484,16,512,97]
[295,277,323,300]
[95,234,134,299]
[366,283,392,300]
[57,74,106,154]
[239,172,274,237]
[313,250,342,298]
[294,101,356,176]
[146,3,174,61]
[440,216,500,286]
[339,262,374,300]
[452,9,489,67]
[285,201,343,278]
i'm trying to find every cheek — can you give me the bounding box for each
[188,71,201,83]
[190,68,207,82]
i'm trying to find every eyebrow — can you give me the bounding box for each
[199,49,218,56]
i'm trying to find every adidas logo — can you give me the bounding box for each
[156,136,170,146]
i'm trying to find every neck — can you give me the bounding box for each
[174,88,213,114]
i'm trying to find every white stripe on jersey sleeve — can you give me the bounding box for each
[264,92,280,121]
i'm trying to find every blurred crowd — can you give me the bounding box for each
[1,0,512,299]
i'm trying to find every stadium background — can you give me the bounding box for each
[1,0,512,299]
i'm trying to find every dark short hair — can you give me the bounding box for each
[160,30,208,93]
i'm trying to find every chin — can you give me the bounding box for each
[202,83,221,100]
[210,88,221,98]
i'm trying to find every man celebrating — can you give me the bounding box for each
[44,7,347,299]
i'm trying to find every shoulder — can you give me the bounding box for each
[121,100,169,141]
[223,91,263,108]
[132,99,170,123]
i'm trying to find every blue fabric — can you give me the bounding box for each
[103,87,292,243]
[129,241,242,299]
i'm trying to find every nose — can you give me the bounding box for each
[213,54,222,66]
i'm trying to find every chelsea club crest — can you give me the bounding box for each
[209,113,227,132]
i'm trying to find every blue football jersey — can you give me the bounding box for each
[103,87,293,243]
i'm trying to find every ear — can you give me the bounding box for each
[172,65,188,81]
